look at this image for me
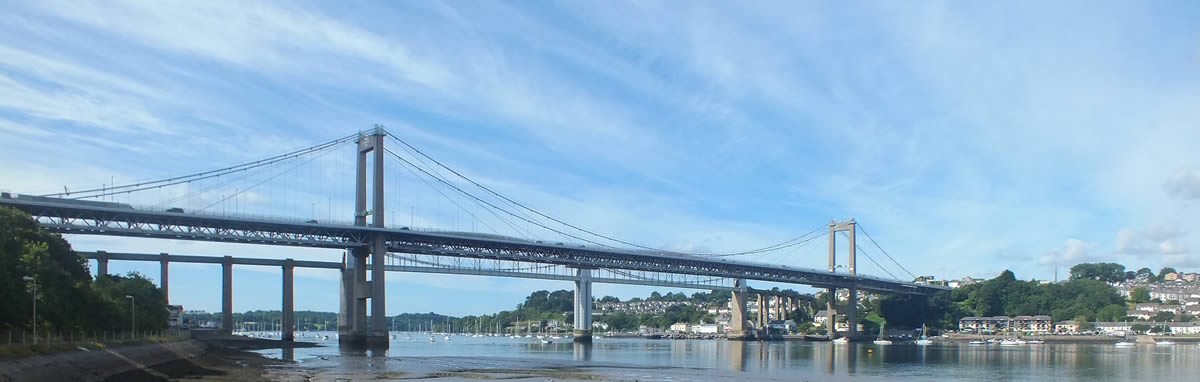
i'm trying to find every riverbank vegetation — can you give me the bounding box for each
[0,207,168,335]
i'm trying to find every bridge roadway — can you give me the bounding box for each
[2,197,940,295]
[2,195,944,343]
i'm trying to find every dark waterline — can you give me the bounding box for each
[254,332,1200,381]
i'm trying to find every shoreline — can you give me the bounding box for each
[0,331,319,382]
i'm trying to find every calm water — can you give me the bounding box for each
[253,332,1200,381]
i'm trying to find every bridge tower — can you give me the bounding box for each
[340,126,389,348]
[826,219,858,340]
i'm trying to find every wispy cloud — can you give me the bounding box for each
[1,1,1198,313]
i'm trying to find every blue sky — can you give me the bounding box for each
[1,1,1199,316]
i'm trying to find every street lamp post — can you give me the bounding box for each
[125,295,135,339]
[22,276,36,345]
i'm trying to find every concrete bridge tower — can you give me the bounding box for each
[340,126,389,348]
[826,219,858,340]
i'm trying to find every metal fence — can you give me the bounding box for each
[3,328,189,347]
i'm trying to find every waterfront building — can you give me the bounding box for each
[958,316,1014,332]
[669,322,691,332]
[814,309,836,326]
[1054,320,1079,334]
[1012,315,1053,333]
[691,324,723,334]
[1094,322,1133,336]
[1165,322,1200,335]
[167,305,185,328]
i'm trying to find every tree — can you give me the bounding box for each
[92,272,169,331]
[1,206,157,332]
[1095,305,1127,322]
[1069,263,1126,283]
[1130,287,1150,303]
[1076,317,1094,330]
[1165,300,1180,305]
[1131,324,1151,334]
[1151,311,1175,322]
[1135,268,1154,279]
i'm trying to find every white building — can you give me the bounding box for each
[1054,320,1079,334]
[1094,322,1133,337]
[669,322,691,332]
[1166,322,1200,335]
[691,324,723,334]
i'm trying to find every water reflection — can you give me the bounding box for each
[573,342,591,361]
[255,332,1200,381]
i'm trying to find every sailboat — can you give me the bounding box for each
[915,323,933,345]
[998,325,1025,346]
[873,323,893,345]
[1155,322,1176,346]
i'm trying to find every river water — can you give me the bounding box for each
[254,332,1200,381]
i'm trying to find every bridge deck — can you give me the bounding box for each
[1,197,945,295]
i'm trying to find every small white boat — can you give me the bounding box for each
[1156,340,1176,346]
[874,323,892,345]
[1026,339,1045,344]
[1114,341,1134,347]
[444,335,451,341]
[914,324,933,345]
[832,337,849,344]
[999,339,1026,346]
[968,340,986,345]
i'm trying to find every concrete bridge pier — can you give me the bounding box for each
[847,286,859,339]
[825,287,836,339]
[728,279,751,340]
[339,249,370,347]
[222,256,233,335]
[96,250,109,276]
[753,295,763,331]
[572,268,593,343]
[159,253,169,303]
[282,259,294,342]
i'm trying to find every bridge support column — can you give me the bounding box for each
[339,250,369,347]
[847,286,858,339]
[728,279,750,340]
[222,256,233,335]
[96,251,109,277]
[572,268,593,343]
[282,259,294,342]
[825,287,835,339]
[367,237,388,347]
[757,294,767,332]
[159,253,169,303]
[775,296,783,324]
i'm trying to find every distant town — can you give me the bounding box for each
[183,264,1199,340]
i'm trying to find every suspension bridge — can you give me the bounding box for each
[0,126,943,348]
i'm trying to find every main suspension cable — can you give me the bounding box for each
[42,133,357,199]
